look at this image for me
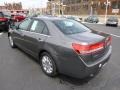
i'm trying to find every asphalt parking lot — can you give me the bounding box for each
[0,24,120,90]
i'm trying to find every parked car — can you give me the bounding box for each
[67,16,82,22]
[106,16,118,27]
[11,14,26,22]
[8,17,112,79]
[0,11,11,32]
[84,16,99,23]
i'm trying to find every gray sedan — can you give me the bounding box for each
[8,17,112,79]
[106,16,118,27]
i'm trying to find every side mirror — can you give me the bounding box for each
[10,23,20,30]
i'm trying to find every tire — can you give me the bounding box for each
[115,24,118,27]
[106,24,108,26]
[8,35,16,48]
[40,52,57,77]
[5,26,9,32]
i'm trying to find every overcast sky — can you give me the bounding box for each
[0,0,48,9]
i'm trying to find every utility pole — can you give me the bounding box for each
[61,0,63,15]
[90,1,93,16]
[59,1,60,16]
[105,0,109,23]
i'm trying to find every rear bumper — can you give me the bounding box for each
[57,46,112,79]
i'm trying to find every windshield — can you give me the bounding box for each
[0,12,3,17]
[108,17,118,21]
[52,19,90,35]
[92,16,98,19]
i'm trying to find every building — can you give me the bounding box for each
[47,0,64,15]
[97,0,120,15]
[64,0,90,15]
[0,5,7,11]
[4,2,22,10]
[0,2,29,15]
[63,0,120,15]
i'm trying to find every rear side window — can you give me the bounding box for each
[42,26,49,35]
[30,20,45,34]
[53,19,90,35]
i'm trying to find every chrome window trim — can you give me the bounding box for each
[23,30,51,37]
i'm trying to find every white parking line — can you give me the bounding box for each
[110,34,120,38]
[0,33,3,36]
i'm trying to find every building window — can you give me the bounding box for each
[83,4,88,9]
[101,3,106,9]
[112,1,120,9]
[76,0,81,3]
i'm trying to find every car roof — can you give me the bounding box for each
[108,16,118,19]
[31,16,66,21]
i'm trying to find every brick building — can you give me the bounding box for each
[63,0,120,15]
[97,0,120,15]
[4,2,22,10]
[0,5,7,10]
[47,0,65,15]
[0,2,22,11]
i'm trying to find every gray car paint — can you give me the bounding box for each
[8,17,111,78]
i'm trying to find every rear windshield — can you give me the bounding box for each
[108,17,118,21]
[52,19,90,35]
[0,12,3,17]
[91,16,98,19]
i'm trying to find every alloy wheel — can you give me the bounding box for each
[41,55,53,74]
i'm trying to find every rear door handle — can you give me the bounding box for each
[38,38,44,42]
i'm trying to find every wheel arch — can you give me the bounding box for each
[8,32,10,37]
[38,49,59,72]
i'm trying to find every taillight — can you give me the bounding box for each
[72,42,104,55]
[0,18,8,21]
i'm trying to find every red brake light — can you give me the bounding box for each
[0,18,8,21]
[72,42,104,55]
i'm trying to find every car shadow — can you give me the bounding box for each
[57,74,94,86]
[15,46,98,86]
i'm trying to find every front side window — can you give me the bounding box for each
[19,19,32,30]
[53,19,90,35]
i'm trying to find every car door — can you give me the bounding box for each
[23,19,49,57]
[12,18,32,50]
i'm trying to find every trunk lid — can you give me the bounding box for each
[68,30,111,65]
